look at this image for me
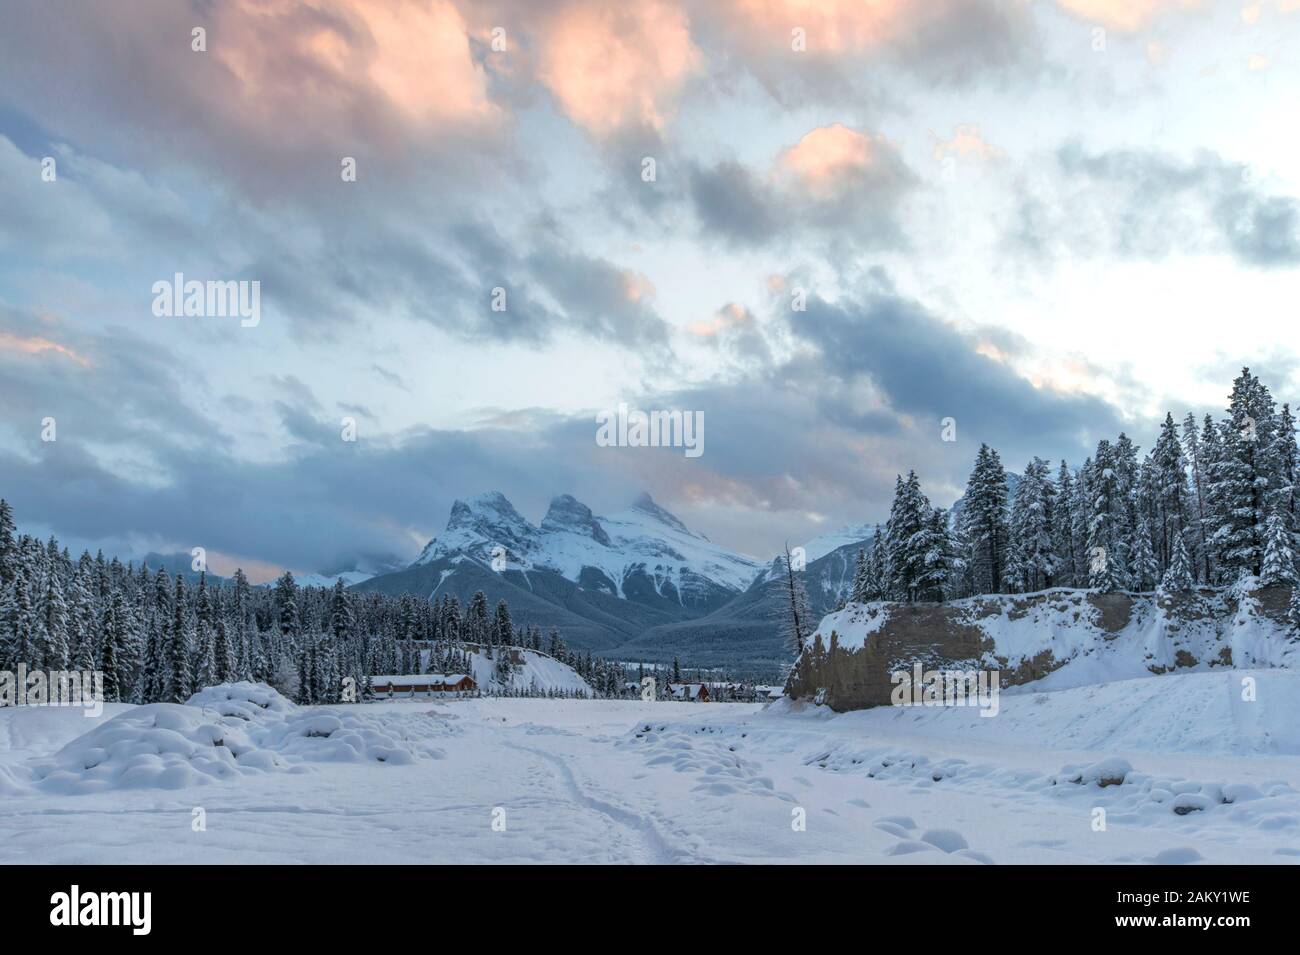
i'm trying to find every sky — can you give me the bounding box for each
[2,0,1300,582]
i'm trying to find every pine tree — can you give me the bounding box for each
[1288,584,1300,636]
[1208,368,1276,579]
[885,472,931,602]
[1152,412,1191,573]
[1008,457,1056,593]
[0,499,17,587]
[101,587,134,702]
[168,574,193,703]
[329,579,355,641]
[959,444,1010,594]
[1088,441,1126,592]
[917,507,962,601]
[866,527,887,600]
[1052,462,1077,587]
[1129,515,1160,591]
[1182,412,1212,582]
[38,565,70,670]
[1260,511,1298,587]
[1160,531,1195,594]
[849,548,869,604]
[776,543,813,654]
[214,617,235,683]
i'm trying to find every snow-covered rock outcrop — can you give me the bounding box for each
[787,585,1300,711]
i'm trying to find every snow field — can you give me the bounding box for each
[0,672,1296,864]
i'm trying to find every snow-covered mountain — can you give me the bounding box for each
[412,491,763,603]
[354,492,768,655]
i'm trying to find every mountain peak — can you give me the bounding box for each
[446,491,526,530]
[629,492,692,537]
[541,494,611,546]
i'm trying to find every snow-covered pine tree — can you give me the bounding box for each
[1070,459,1093,586]
[1260,510,1298,587]
[1181,412,1211,582]
[1208,368,1277,580]
[866,527,887,600]
[885,472,931,602]
[1087,441,1126,592]
[329,578,355,641]
[1160,530,1195,594]
[1008,457,1056,593]
[1051,462,1077,587]
[849,548,869,604]
[214,617,235,683]
[1288,584,1300,636]
[959,444,1010,594]
[1266,403,1300,565]
[37,563,70,671]
[1129,515,1160,591]
[100,587,136,703]
[1152,412,1191,574]
[916,506,962,601]
[0,499,17,588]
[168,574,193,703]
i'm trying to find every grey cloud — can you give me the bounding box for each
[1,276,1140,567]
[1011,142,1300,268]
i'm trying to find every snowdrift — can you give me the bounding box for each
[788,585,1300,711]
[17,682,447,795]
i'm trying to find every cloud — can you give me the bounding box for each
[692,0,1040,104]
[536,0,700,138]
[1010,142,1300,268]
[0,274,1136,567]
[932,124,1004,163]
[689,124,916,248]
[0,0,506,197]
[1053,0,1203,32]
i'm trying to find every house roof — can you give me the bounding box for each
[372,673,472,685]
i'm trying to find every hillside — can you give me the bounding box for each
[787,582,1300,711]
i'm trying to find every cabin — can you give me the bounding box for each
[371,673,477,698]
[666,682,709,702]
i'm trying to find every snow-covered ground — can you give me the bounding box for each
[1,673,1298,864]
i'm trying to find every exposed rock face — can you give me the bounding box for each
[540,494,611,546]
[785,585,1299,712]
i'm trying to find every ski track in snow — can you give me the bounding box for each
[1,675,1299,864]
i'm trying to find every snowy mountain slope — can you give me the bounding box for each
[294,570,374,589]
[465,647,593,697]
[622,533,875,667]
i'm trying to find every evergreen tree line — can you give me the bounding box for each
[0,501,640,705]
[843,368,1300,606]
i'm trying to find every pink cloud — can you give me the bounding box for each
[776,123,891,199]
[1053,0,1203,32]
[537,0,700,137]
[0,331,90,367]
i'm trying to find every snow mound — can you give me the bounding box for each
[24,682,446,795]
[189,682,296,720]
